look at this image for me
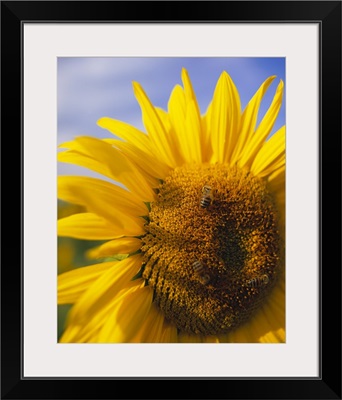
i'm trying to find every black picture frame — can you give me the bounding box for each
[1,1,341,399]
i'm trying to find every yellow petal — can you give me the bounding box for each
[209,71,242,164]
[181,68,203,163]
[260,328,285,343]
[59,324,83,343]
[58,149,116,182]
[64,280,144,343]
[155,107,185,166]
[238,80,284,168]
[57,212,145,240]
[230,76,276,165]
[226,275,285,343]
[58,139,83,151]
[104,138,170,181]
[167,85,188,163]
[131,303,178,343]
[268,165,285,191]
[58,176,148,220]
[57,240,76,273]
[98,284,153,342]
[72,279,142,342]
[57,201,85,220]
[130,303,165,343]
[67,255,143,326]
[251,126,285,177]
[60,298,116,343]
[159,321,178,343]
[167,82,203,164]
[227,326,253,343]
[201,106,214,162]
[58,213,125,240]
[132,81,177,168]
[168,84,186,123]
[58,261,117,304]
[203,336,220,343]
[59,136,155,202]
[86,237,142,259]
[267,167,285,233]
[181,68,201,121]
[184,99,202,163]
[97,117,153,155]
[178,332,203,343]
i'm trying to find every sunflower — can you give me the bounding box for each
[57,68,285,343]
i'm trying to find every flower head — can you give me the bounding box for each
[58,68,285,343]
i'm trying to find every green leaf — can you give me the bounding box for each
[103,254,129,262]
[131,264,145,281]
[144,202,151,212]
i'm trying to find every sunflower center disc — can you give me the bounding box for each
[141,164,282,336]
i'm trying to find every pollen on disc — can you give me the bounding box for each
[141,164,282,336]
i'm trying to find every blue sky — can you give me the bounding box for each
[58,57,285,176]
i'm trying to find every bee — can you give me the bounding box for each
[246,274,269,288]
[200,185,213,209]
[192,260,210,285]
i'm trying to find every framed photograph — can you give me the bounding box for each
[1,1,341,399]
